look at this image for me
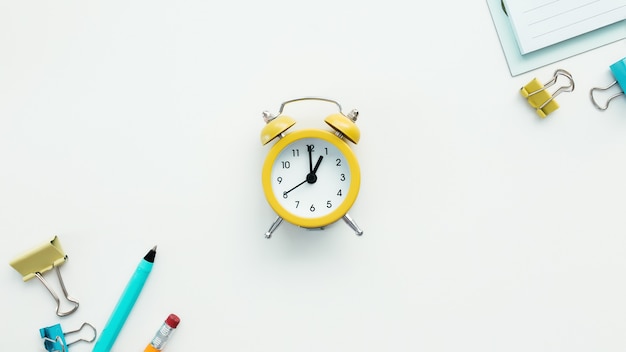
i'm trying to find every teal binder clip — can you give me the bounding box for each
[40,322,97,352]
[590,57,626,110]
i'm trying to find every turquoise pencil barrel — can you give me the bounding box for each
[93,247,156,352]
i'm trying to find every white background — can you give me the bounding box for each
[1,1,625,351]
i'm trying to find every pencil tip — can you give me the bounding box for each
[152,245,157,251]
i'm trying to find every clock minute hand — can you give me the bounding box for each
[283,179,307,196]
[308,145,313,173]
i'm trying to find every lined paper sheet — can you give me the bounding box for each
[504,0,626,54]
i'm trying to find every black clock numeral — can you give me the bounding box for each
[295,200,300,208]
[292,149,299,157]
[324,147,329,155]
[340,174,345,181]
[337,189,342,197]
[282,192,288,199]
[336,158,342,166]
[281,161,290,169]
[277,177,282,184]
[326,200,332,208]
[307,144,315,152]
[310,204,315,212]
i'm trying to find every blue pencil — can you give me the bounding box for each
[93,246,157,352]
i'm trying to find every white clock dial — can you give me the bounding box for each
[270,137,351,219]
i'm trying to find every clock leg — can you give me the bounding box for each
[343,213,363,236]
[265,216,284,239]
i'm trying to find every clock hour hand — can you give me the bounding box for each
[306,155,323,184]
[312,155,323,175]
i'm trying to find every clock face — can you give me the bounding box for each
[262,129,360,228]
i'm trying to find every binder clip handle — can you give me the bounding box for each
[590,81,622,110]
[36,264,80,317]
[546,69,575,100]
[590,57,626,111]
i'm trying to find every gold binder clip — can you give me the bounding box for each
[9,236,79,317]
[520,69,575,118]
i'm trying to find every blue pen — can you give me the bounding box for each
[93,246,157,352]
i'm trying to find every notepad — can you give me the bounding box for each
[504,0,626,54]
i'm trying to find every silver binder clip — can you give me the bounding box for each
[590,57,626,110]
[9,235,79,316]
[40,322,97,352]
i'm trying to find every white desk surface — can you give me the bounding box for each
[1,1,625,351]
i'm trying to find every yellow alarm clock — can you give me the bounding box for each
[260,97,363,239]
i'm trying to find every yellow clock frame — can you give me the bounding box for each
[262,129,361,229]
[259,97,363,239]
